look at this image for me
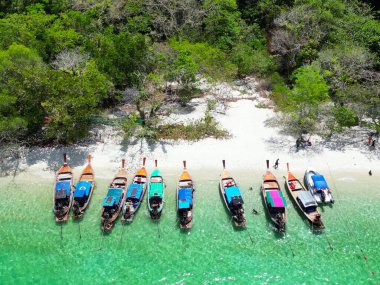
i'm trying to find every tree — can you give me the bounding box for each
[237,0,294,28]
[317,45,377,102]
[42,60,112,143]
[269,3,334,73]
[285,64,330,134]
[86,31,148,87]
[0,43,49,141]
[51,48,89,75]
[144,0,205,40]
[203,0,242,49]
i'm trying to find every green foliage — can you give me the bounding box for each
[334,106,358,128]
[170,40,237,80]
[290,65,329,104]
[86,31,148,87]
[0,43,111,143]
[285,65,330,134]
[231,43,276,76]
[123,113,140,136]
[203,0,242,49]
[269,72,291,107]
[0,44,48,139]
[165,49,199,86]
[156,112,229,141]
[0,11,82,60]
[1,0,379,143]
[42,61,112,143]
[238,0,294,28]
[317,45,376,97]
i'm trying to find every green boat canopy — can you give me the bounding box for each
[149,182,164,198]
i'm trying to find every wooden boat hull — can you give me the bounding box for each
[73,181,95,219]
[73,157,95,219]
[100,193,125,231]
[122,162,148,223]
[219,178,246,227]
[53,162,74,222]
[148,185,164,220]
[148,164,165,220]
[100,166,127,231]
[285,171,324,229]
[177,168,194,229]
[177,188,194,229]
[261,170,287,232]
[121,182,147,223]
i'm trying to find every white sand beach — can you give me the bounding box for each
[1,78,378,180]
[7,106,379,181]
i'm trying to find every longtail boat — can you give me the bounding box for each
[53,153,74,222]
[72,155,95,219]
[261,160,287,232]
[285,163,324,229]
[304,168,334,204]
[177,161,195,229]
[122,157,148,223]
[219,160,246,227]
[100,159,127,231]
[147,160,165,220]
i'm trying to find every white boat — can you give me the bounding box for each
[304,168,334,204]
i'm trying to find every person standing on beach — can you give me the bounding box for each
[274,159,279,169]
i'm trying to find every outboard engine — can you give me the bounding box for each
[276,213,285,232]
[73,201,80,216]
[321,190,326,203]
[123,202,134,220]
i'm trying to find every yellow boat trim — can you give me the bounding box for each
[179,170,191,181]
[221,170,230,180]
[136,167,147,177]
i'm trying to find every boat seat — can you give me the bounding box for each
[134,176,147,183]
[113,178,126,185]
[179,181,192,187]
[288,180,302,191]
[151,177,163,183]
[263,182,278,189]
[80,174,93,181]
[223,179,235,187]
[58,173,71,180]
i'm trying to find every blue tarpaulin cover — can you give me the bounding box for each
[102,188,122,207]
[311,175,329,189]
[74,181,92,198]
[55,181,71,196]
[225,186,242,204]
[178,188,192,209]
[126,183,143,199]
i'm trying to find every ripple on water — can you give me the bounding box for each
[0,176,379,284]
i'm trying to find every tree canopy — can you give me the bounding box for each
[0,0,378,143]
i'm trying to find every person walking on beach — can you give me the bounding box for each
[274,159,279,169]
[368,134,372,146]
[371,138,376,148]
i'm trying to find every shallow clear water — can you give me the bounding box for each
[0,170,379,284]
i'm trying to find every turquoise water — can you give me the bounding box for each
[0,170,379,284]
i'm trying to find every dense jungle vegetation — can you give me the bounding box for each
[0,0,379,144]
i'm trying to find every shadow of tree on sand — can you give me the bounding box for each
[120,136,175,170]
[264,115,380,159]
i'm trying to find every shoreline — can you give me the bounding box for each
[1,100,379,181]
